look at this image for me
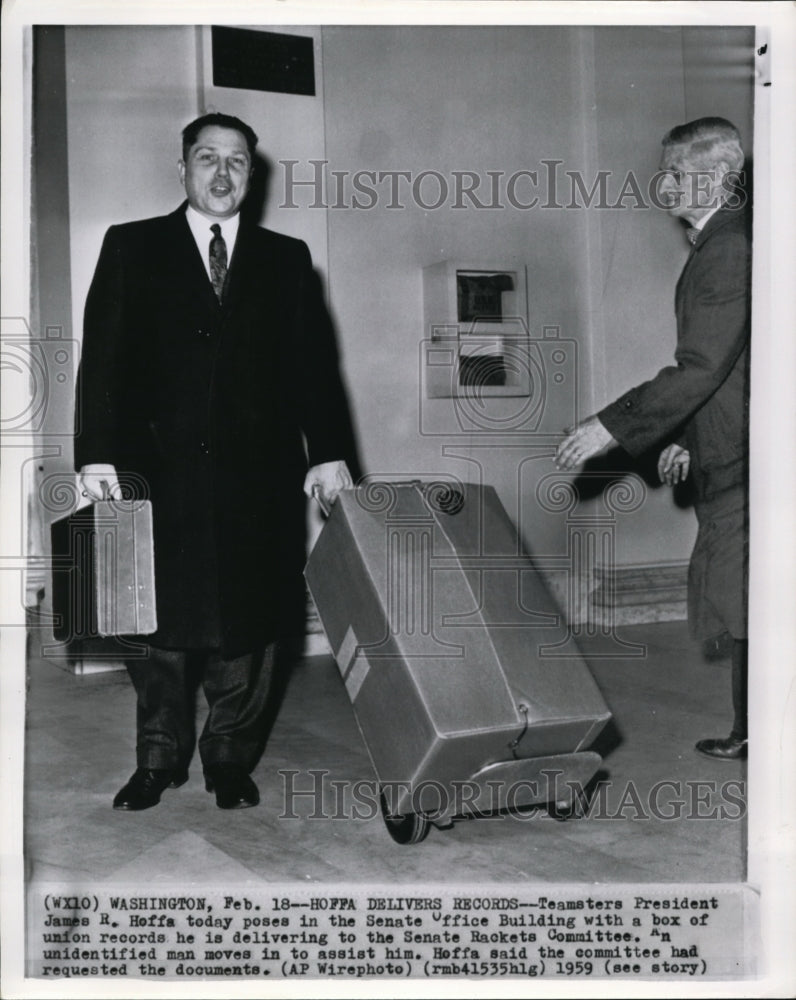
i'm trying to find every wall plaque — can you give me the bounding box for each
[211,26,315,96]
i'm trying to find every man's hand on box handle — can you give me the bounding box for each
[304,460,352,513]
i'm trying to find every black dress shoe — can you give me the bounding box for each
[695,735,748,760]
[113,767,189,811]
[204,764,259,809]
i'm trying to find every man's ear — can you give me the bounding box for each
[177,160,186,186]
[714,159,731,191]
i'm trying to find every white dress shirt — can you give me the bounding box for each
[185,204,240,280]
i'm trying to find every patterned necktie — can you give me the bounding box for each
[686,227,700,246]
[209,223,228,302]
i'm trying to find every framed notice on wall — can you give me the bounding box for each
[211,25,316,95]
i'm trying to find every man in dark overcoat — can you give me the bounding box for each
[556,117,751,761]
[75,112,356,809]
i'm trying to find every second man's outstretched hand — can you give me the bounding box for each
[555,415,617,471]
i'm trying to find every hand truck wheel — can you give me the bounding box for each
[379,790,431,844]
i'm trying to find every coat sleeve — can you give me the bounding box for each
[292,241,359,474]
[597,227,751,458]
[74,225,126,470]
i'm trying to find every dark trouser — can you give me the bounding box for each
[731,638,748,740]
[689,486,747,641]
[126,642,276,771]
[689,485,748,739]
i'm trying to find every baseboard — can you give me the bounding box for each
[304,562,688,655]
[590,562,688,626]
[68,657,128,676]
[305,629,332,657]
[304,561,688,659]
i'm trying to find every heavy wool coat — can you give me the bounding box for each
[599,205,751,638]
[599,205,751,501]
[75,203,356,656]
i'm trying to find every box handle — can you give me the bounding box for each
[311,484,331,518]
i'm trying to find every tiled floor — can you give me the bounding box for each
[24,621,745,887]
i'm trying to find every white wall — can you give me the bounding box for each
[581,26,700,567]
[581,25,754,566]
[319,25,755,583]
[54,24,756,610]
[682,26,755,149]
[64,26,200,354]
[321,25,593,564]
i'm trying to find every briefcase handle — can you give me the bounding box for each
[81,477,119,504]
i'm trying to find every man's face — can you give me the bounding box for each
[656,142,724,223]
[179,125,252,219]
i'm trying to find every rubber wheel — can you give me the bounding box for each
[380,791,431,844]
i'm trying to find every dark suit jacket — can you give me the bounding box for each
[75,203,356,655]
[599,206,751,501]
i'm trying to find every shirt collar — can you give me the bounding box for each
[693,202,723,232]
[185,203,240,245]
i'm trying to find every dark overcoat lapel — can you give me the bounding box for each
[674,206,738,309]
[170,206,223,312]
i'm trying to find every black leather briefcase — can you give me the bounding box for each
[50,499,157,640]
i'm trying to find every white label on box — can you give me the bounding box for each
[344,654,371,702]
[335,625,358,678]
[335,626,370,701]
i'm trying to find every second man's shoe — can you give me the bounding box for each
[113,767,189,811]
[695,735,748,760]
[204,763,260,809]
